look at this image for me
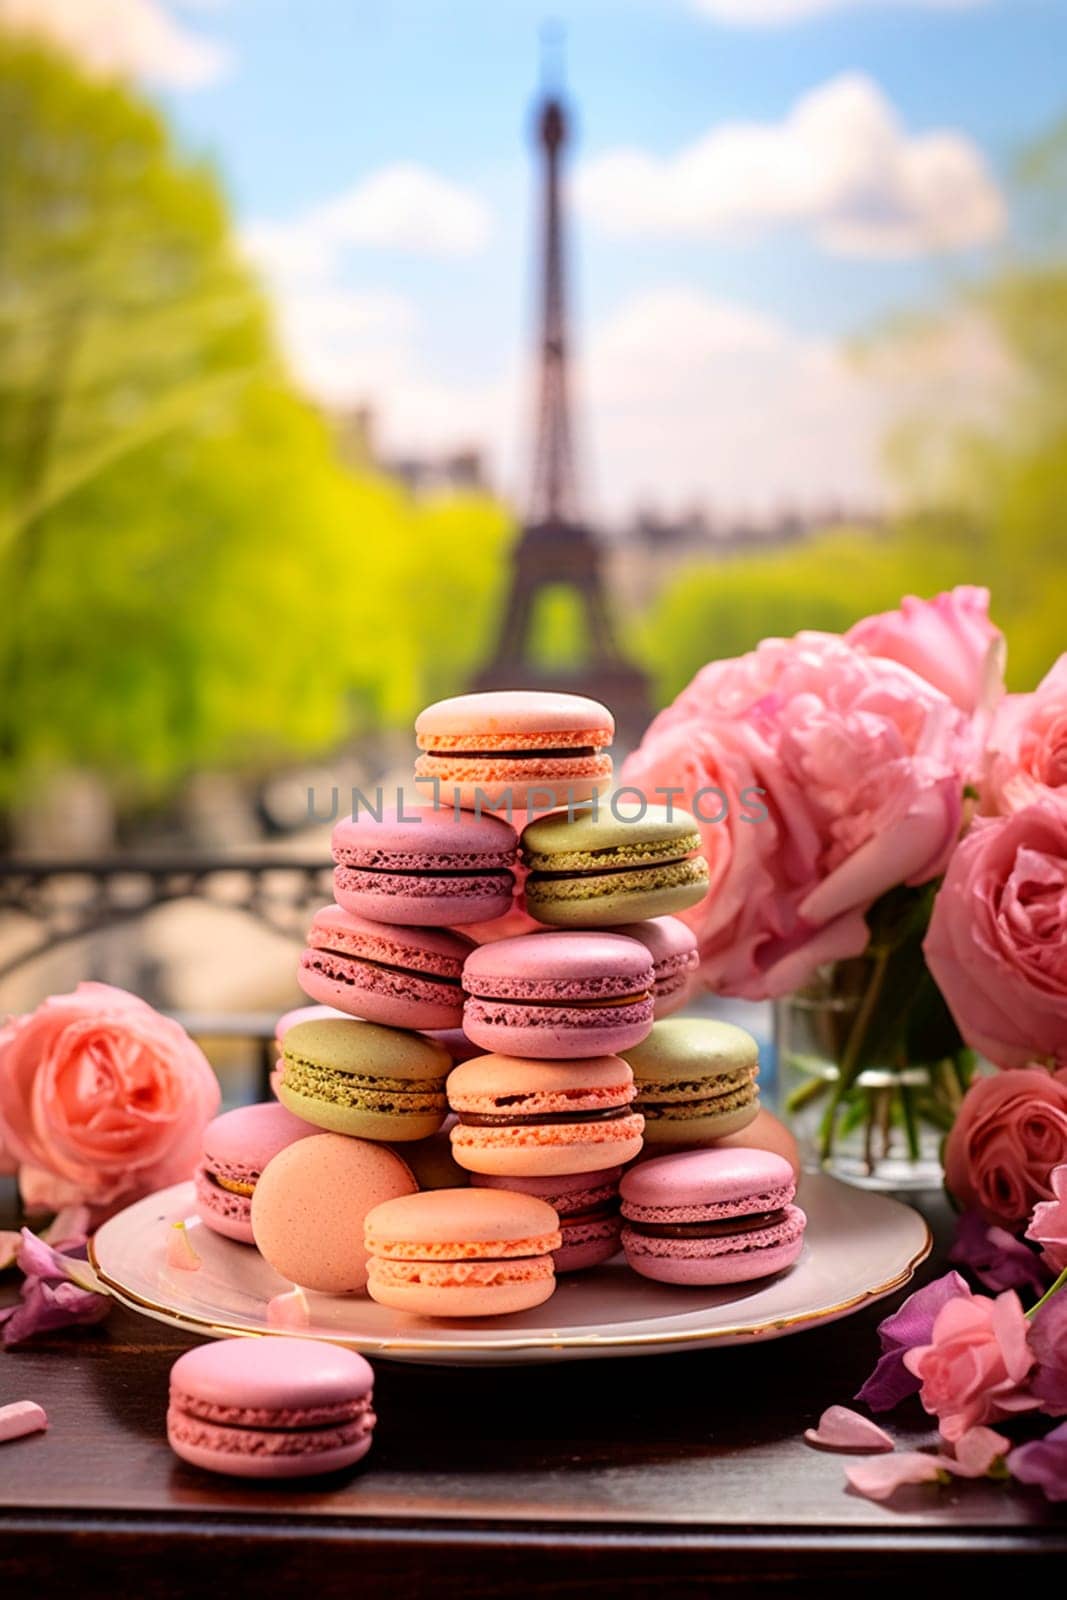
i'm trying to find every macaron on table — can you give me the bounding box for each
[92,687,931,1366]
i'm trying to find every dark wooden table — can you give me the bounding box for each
[1,1189,1064,1596]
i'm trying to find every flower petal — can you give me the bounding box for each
[845,1452,946,1501]
[804,1406,895,1452]
[165,1222,201,1272]
[946,1427,1011,1478]
[266,1286,311,1329]
[0,1401,48,1443]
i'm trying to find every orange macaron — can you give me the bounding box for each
[414,690,614,811]
[447,1053,645,1177]
[364,1188,562,1318]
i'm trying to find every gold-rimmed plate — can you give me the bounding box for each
[92,1173,930,1365]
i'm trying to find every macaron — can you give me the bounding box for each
[167,1337,375,1478]
[474,1168,622,1272]
[195,1102,318,1244]
[622,1018,760,1144]
[414,690,614,810]
[612,917,698,1017]
[521,805,709,927]
[462,931,655,1058]
[620,1147,806,1285]
[278,1017,451,1141]
[298,904,473,1030]
[364,1188,561,1317]
[252,1132,416,1293]
[448,1054,644,1176]
[332,804,518,927]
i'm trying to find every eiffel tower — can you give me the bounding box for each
[469,81,651,750]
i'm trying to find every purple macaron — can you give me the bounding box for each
[612,916,698,1017]
[196,1103,317,1244]
[620,1147,806,1286]
[474,1167,623,1272]
[461,931,655,1059]
[331,805,518,926]
[168,1336,375,1479]
[298,903,474,1029]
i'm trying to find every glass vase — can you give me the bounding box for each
[775,934,973,1190]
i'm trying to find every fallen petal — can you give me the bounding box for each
[267,1286,311,1329]
[804,1406,895,1453]
[16,1229,106,1295]
[166,1222,201,1272]
[0,1401,48,1443]
[945,1427,1011,1478]
[845,1452,947,1500]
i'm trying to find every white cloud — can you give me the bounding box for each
[693,0,988,22]
[580,286,886,516]
[243,166,491,293]
[0,0,229,88]
[575,73,1004,257]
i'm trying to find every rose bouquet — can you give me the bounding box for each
[622,587,1067,1181]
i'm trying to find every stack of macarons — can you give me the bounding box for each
[192,688,806,1323]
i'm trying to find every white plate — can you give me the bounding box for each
[90,1174,930,1365]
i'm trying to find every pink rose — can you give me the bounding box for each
[924,802,1067,1070]
[847,585,1005,717]
[0,983,219,1216]
[985,655,1067,815]
[623,631,966,999]
[944,1069,1067,1228]
[902,1286,1038,1441]
[1027,1164,1067,1274]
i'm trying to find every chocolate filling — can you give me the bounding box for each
[561,1200,620,1228]
[459,1105,634,1128]
[309,946,462,986]
[624,1209,785,1240]
[423,746,599,760]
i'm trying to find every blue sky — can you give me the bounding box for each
[13,0,1067,515]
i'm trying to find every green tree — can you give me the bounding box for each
[0,37,512,810]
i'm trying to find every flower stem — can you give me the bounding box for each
[900,1081,920,1161]
[819,947,890,1163]
[1027,1265,1067,1320]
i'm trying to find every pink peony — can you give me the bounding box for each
[944,1070,1067,1229]
[985,655,1067,815]
[902,1288,1039,1441]
[1027,1164,1067,1274]
[924,803,1067,1070]
[0,983,219,1216]
[623,631,967,999]
[846,585,1005,717]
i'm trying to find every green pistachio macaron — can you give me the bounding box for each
[521,804,709,928]
[621,1018,760,1145]
[279,1018,451,1142]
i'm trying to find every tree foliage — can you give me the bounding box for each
[0,37,511,809]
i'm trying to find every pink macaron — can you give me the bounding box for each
[448,1055,644,1176]
[620,1148,806,1286]
[415,690,614,810]
[298,903,473,1029]
[474,1168,622,1271]
[461,931,655,1058]
[331,804,518,926]
[195,1102,318,1244]
[167,1336,375,1479]
[612,917,698,1017]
